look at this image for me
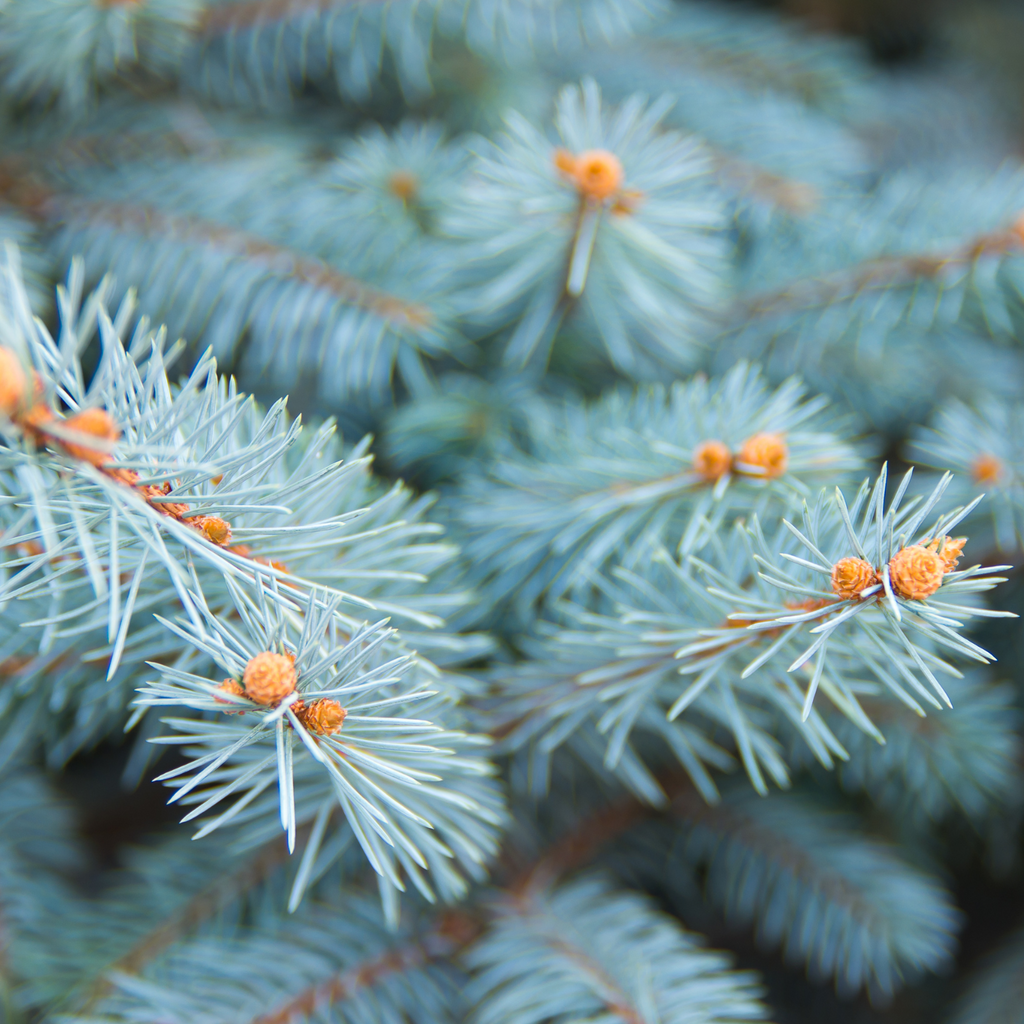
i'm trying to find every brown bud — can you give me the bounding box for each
[692,439,732,482]
[300,698,346,736]
[573,149,624,201]
[971,453,1003,486]
[0,346,28,418]
[889,545,945,601]
[831,557,877,600]
[736,433,788,479]
[924,536,967,574]
[61,408,120,466]
[242,652,297,705]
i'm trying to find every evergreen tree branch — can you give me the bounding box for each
[910,394,1024,552]
[249,914,478,1024]
[660,786,960,1000]
[79,832,295,1010]
[466,875,768,1024]
[741,220,1024,321]
[713,153,820,215]
[0,171,432,327]
[198,0,351,33]
[448,362,861,631]
[59,196,433,328]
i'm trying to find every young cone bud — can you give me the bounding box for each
[61,408,120,466]
[242,652,297,705]
[573,150,624,201]
[889,545,944,601]
[214,678,247,712]
[971,453,1003,486]
[388,170,418,201]
[301,698,346,736]
[736,433,788,479]
[187,515,232,546]
[0,347,28,418]
[692,440,732,482]
[831,557,877,599]
[924,536,967,573]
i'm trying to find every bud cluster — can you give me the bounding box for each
[554,147,627,204]
[829,535,965,603]
[215,654,346,735]
[691,433,790,483]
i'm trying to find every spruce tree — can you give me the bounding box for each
[0,2,1023,1022]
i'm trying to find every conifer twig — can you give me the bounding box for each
[198,0,358,33]
[249,921,476,1024]
[78,834,297,1010]
[741,220,1024,319]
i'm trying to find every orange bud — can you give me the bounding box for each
[0,346,28,418]
[692,440,732,482]
[214,678,247,713]
[186,514,232,546]
[924,536,967,573]
[300,698,346,736]
[242,652,297,706]
[831,557,877,600]
[889,545,944,601]
[736,433,788,479]
[61,408,120,466]
[971,453,1003,486]
[388,170,418,202]
[573,149,624,202]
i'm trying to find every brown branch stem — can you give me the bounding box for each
[249,910,481,1024]
[741,223,1024,321]
[0,171,430,328]
[198,0,386,34]
[79,834,295,1010]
